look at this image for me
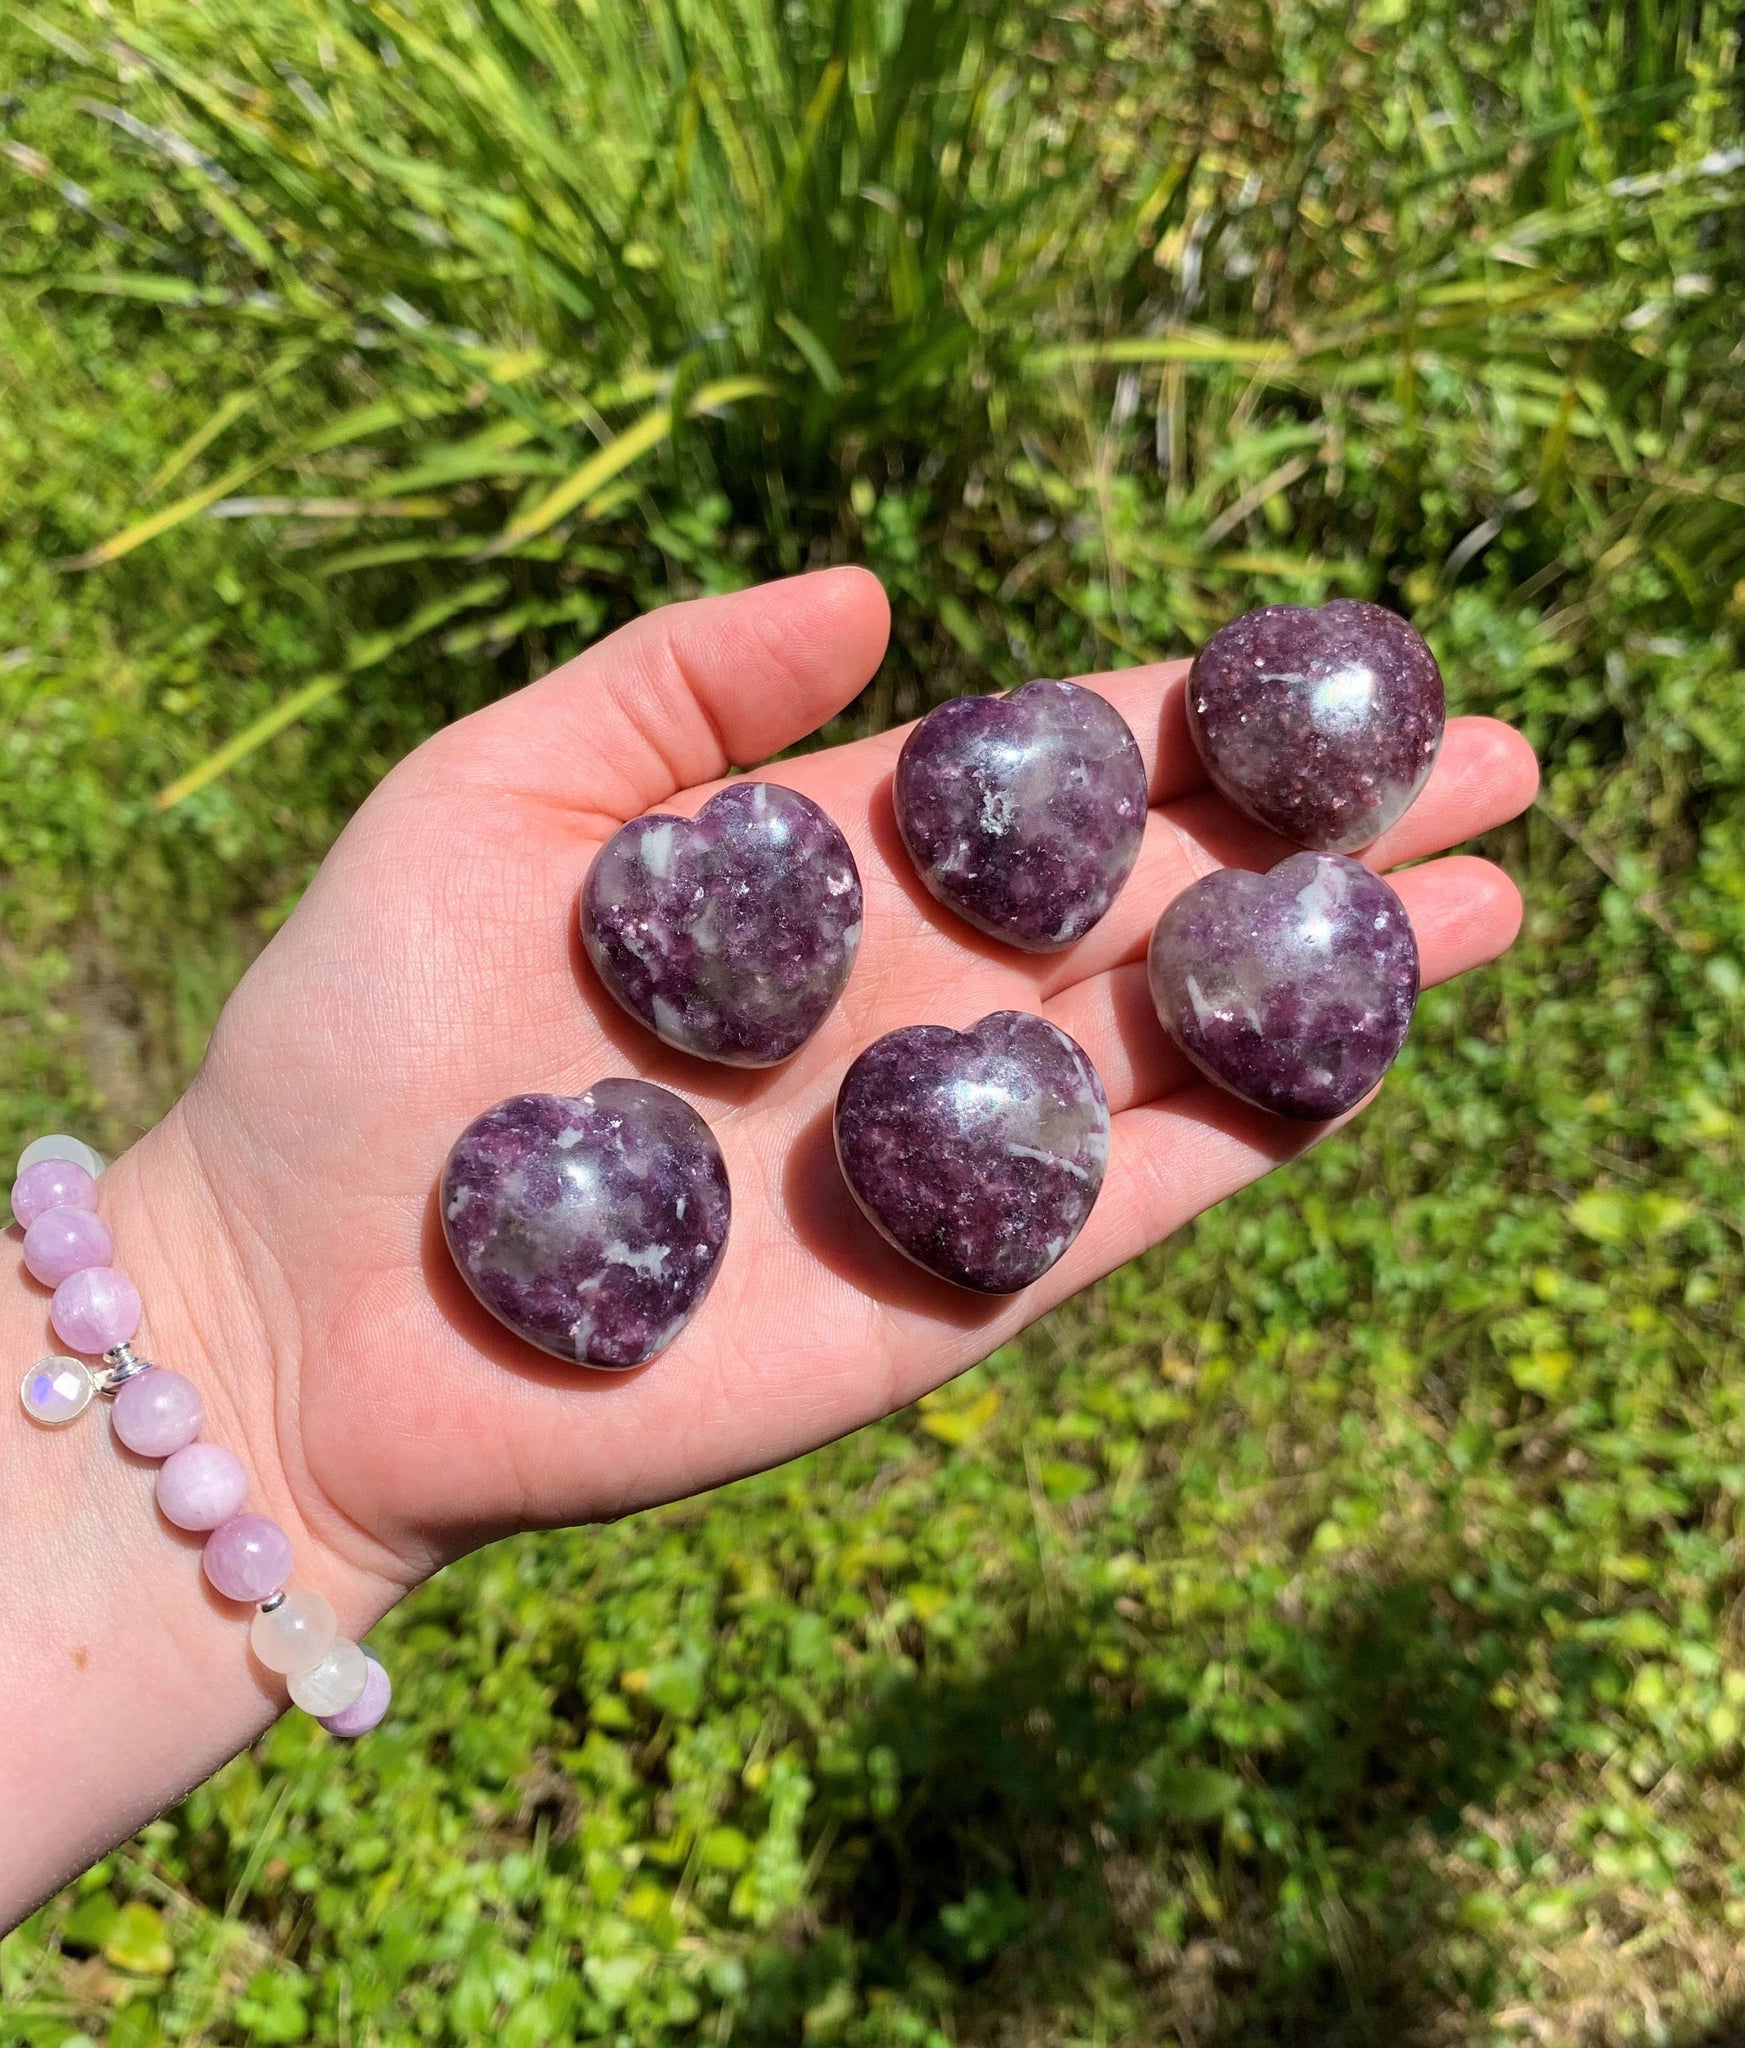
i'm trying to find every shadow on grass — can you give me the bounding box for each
[1675,2015,1745,2048]
[736,1575,1538,2045]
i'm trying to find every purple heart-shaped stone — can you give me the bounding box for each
[1147,852,1419,1120]
[442,1083,730,1368]
[1187,600,1444,851]
[582,782,862,1066]
[834,1011,1109,1293]
[894,680,1148,950]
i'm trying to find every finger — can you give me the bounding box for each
[1363,716,1540,870]
[420,568,891,824]
[1068,658,1199,801]
[1044,852,1524,1115]
[1038,716,1535,996]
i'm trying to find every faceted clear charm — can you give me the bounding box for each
[21,1356,96,1425]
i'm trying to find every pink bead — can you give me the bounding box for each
[11,1160,97,1230]
[50,1267,141,1354]
[22,1205,114,1287]
[203,1513,293,1603]
[319,1651,392,1737]
[157,1441,250,1530]
[112,1369,204,1458]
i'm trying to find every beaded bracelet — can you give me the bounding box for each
[13,1133,388,1737]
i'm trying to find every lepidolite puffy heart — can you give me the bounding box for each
[582,782,862,1066]
[1148,852,1419,1120]
[1187,600,1444,852]
[442,1083,730,1368]
[894,679,1148,950]
[834,1011,1109,1293]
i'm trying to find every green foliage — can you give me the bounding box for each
[4,0,1745,2040]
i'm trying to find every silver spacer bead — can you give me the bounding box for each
[258,1592,287,1615]
[97,1343,156,1394]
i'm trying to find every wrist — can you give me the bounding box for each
[0,1109,402,1928]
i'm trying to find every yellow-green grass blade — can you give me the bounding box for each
[152,673,344,813]
[145,344,318,498]
[61,457,266,569]
[1031,333,1298,373]
[475,376,773,557]
[154,576,511,811]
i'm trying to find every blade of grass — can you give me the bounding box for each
[61,456,267,568]
[475,375,773,557]
[154,574,511,810]
[152,672,343,812]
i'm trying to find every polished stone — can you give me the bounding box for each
[895,680,1148,950]
[834,1011,1109,1293]
[204,1512,293,1603]
[51,1266,140,1354]
[289,1639,370,1716]
[16,1134,105,1182]
[11,1159,97,1230]
[22,1204,113,1287]
[442,1083,731,1368]
[583,782,862,1066]
[157,1441,250,1530]
[319,1650,392,1737]
[1148,851,1419,1120]
[1187,600,1444,851]
[111,1367,204,1458]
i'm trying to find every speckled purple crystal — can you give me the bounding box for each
[834,1011,1109,1293]
[1187,601,1444,852]
[894,680,1148,951]
[1148,852,1419,1120]
[441,1084,730,1368]
[582,782,862,1066]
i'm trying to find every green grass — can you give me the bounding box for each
[4,0,1745,2040]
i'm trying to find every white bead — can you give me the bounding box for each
[288,1637,369,1716]
[17,1135,105,1181]
[20,1356,95,1425]
[249,1590,338,1676]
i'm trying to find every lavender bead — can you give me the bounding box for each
[1187,600,1445,852]
[112,1368,204,1457]
[22,1205,113,1287]
[11,1159,97,1230]
[157,1441,250,1530]
[204,1513,294,1603]
[1148,851,1420,1120]
[50,1266,141,1354]
[834,1011,1109,1293]
[319,1650,392,1737]
[894,681,1148,950]
[442,1083,731,1368]
[582,783,862,1066]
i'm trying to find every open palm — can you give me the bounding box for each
[138,569,1536,1602]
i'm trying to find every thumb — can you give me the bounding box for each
[423,567,892,824]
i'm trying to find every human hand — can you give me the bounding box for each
[147,566,1536,1580]
[3,569,1536,1915]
